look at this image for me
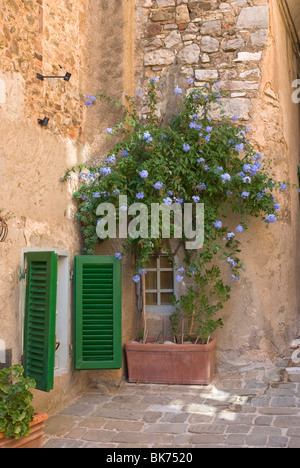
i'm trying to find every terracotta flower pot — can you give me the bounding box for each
[0,413,48,449]
[125,339,217,385]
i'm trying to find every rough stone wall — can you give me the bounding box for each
[136,0,269,122]
[0,0,87,140]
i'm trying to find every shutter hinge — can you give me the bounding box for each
[19,268,27,281]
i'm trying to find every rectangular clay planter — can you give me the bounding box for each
[0,413,48,449]
[125,339,216,385]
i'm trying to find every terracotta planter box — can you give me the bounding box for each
[125,339,217,385]
[0,413,48,449]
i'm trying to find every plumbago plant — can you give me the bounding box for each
[63,78,289,344]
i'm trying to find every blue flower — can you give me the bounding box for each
[100,167,111,176]
[213,220,222,229]
[92,192,101,198]
[274,204,280,210]
[183,144,190,152]
[163,197,173,206]
[132,275,141,283]
[232,275,240,282]
[154,181,163,190]
[149,77,159,84]
[233,115,238,121]
[236,225,244,233]
[122,150,129,157]
[176,275,184,283]
[174,87,182,95]
[192,196,200,203]
[197,183,207,191]
[136,192,144,199]
[105,128,113,134]
[243,164,251,173]
[241,192,250,199]
[115,253,122,260]
[227,232,235,240]
[197,157,205,163]
[236,143,244,152]
[85,94,96,106]
[142,132,153,144]
[187,78,194,85]
[265,214,277,223]
[178,267,185,274]
[206,126,213,133]
[106,154,116,164]
[221,173,231,183]
[280,184,287,191]
[227,257,236,267]
[139,170,149,179]
[226,190,232,195]
[138,269,147,276]
[189,122,202,131]
[243,176,251,184]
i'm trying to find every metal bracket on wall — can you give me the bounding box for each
[36,72,71,82]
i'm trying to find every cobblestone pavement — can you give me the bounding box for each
[42,359,300,449]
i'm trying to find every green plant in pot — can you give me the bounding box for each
[62,79,293,383]
[171,265,230,345]
[0,365,36,440]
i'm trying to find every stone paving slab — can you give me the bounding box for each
[42,360,300,449]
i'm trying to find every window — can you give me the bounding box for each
[145,255,175,313]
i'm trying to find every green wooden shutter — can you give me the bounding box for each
[74,256,122,370]
[24,252,58,392]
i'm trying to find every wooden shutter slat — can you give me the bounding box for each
[74,256,122,370]
[24,252,57,392]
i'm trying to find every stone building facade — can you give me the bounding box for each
[0,0,299,415]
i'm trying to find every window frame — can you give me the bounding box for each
[145,254,177,314]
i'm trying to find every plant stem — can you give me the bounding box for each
[142,275,148,344]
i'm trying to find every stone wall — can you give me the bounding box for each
[0,0,87,141]
[137,0,269,122]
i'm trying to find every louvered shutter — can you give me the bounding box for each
[23,252,58,392]
[74,256,122,370]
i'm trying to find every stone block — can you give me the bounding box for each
[233,52,262,62]
[200,20,221,35]
[164,30,182,48]
[195,69,218,81]
[188,1,212,21]
[157,0,175,7]
[251,29,269,47]
[176,5,190,24]
[144,49,175,66]
[201,36,219,53]
[210,98,252,121]
[151,11,174,22]
[223,37,245,52]
[178,44,200,64]
[236,6,269,30]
